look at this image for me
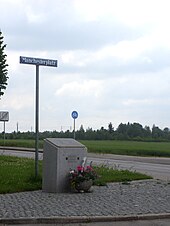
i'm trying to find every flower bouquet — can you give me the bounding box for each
[69,164,97,192]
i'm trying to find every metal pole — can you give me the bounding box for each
[35,65,39,177]
[3,121,5,146]
[73,118,75,139]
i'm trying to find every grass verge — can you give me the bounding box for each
[0,155,152,194]
[94,165,152,186]
[0,155,42,194]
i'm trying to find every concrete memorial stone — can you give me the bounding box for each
[42,138,87,193]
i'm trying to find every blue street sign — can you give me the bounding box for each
[71,111,78,119]
[20,56,57,67]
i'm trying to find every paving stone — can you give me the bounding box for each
[0,180,170,219]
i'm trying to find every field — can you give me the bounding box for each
[0,139,170,157]
[81,140,170,157]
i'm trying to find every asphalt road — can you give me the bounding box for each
[0,148,170,180]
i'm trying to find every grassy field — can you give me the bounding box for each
[0,139,38,148]
[81,140,170,157]
[0,155,152,194]
[0,139,170,157]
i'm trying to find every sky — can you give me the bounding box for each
[1,0,170,132]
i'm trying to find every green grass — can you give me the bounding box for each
[0,155,152,194]
[80,140,170,157]
[1,139,170,157]
[0,139,43,149]
[94,165,152,186]
[0,155,42,194]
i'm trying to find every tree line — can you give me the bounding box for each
[1,122,170,142]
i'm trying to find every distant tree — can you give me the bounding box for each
[85,127,96,140]
[0,30,8,97]
[79,124,85,133]
[128,122,144,138]
[116,123,129,139]
[144,126,152,138]
[116,122,144,140]
[162,127,170,140]
[152,124,163,139]
[100,126,105,131]
[163,127,169,133]
[108,122,114,133]
[76,125,85,139]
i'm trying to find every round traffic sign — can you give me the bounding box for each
[71,111,78,119]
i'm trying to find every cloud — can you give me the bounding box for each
[55,80,103,98]
[1,0,170,132]
[2,0,143,52]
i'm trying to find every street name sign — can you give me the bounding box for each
[20,56,57,67]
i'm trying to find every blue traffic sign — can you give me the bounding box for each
[71,111,78,119]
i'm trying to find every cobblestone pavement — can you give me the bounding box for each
[0,179,170,222]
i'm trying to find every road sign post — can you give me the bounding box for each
[35,65,39,177]
[71,111,78,139]
[0,111,9,147]
[20,56,58,177]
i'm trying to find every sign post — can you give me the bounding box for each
[20,56,58,177]
[0,111,9,146]
[35,65,39,177]
[71,111,78,139]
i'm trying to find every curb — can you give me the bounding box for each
[0,146,43,153]
[1,214,170,224]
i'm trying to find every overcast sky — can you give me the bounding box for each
[1,0,170,132]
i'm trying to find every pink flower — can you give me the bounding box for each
[86,166,92,170]
[77,165,84,172]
